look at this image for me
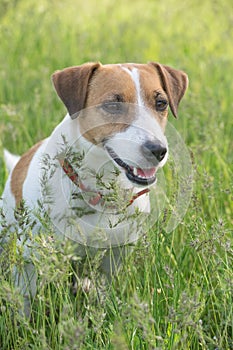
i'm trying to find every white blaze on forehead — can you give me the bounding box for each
[105,66,168,171]
[121,66,144,106]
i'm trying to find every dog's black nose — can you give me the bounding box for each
[141,141,167,163]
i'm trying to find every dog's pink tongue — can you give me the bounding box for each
[137,167,156,178]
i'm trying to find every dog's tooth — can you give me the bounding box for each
[133,167,137,176]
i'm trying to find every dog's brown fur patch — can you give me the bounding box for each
[11,141,43,206]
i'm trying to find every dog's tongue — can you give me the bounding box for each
[137,167,156,178]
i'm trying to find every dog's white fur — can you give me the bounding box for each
[0,62,188,315]
[3,149,20,172]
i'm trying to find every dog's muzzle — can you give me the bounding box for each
[106,141,167,186]
[141,141,167,165]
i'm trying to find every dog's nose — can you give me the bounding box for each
[141,141,167,163]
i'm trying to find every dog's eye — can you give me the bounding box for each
[155,99,168,111]
[102,102,124,115]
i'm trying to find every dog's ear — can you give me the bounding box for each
[52,62,101,119]
[150,62,188,118]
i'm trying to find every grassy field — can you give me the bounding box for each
[0,0,233,349]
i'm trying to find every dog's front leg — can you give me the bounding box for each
[13,261,37,317]
[100,245,134,279]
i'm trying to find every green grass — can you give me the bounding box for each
[0,0,233,349]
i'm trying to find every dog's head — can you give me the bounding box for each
[52,62,188,188]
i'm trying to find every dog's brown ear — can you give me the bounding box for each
[52,62,101,118]
[150,62,188,118]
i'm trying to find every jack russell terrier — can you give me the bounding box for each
[0,61,188,315]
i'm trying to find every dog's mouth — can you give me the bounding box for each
[106,146,157,186]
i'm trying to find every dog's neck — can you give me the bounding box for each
[50,114,151,213]
[59,156,150,208]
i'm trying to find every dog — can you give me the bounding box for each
[0,62,188,315]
